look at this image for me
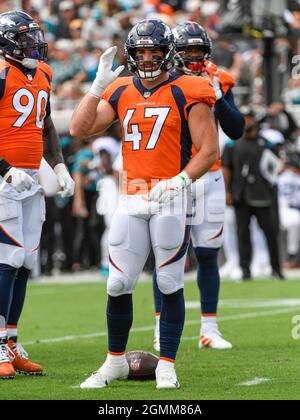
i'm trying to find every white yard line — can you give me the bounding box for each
[238,378,272,386]
[186,298,300,309]
[30,268,300,285]
[22,306,300,346]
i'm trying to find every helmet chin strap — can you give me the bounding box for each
[137,68,162,80]
[5,54,38,69]
[21,58,38,69]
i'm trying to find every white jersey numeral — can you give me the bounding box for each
[123,107,171,151]
[12,88,48,128]
[144,107,171,150]
[123,109,142,151]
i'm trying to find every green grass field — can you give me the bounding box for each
[1,275,300,400]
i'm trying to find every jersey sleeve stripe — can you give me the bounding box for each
[108,85,128,113]
[171,85,192,171]
[39,68,51,84]
[0,67,10,100]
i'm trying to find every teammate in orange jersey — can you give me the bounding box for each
[152,22,245,352]
[70,19,218,389]
[0,11,74,379]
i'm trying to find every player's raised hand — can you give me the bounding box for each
[146,172,192,204]
[89,46,125,98]
[54,163,75,198]
[3,167,33,193]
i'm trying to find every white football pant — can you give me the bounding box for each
[107,191,190,297]
[191,169,225,249]
[0,170,45,270]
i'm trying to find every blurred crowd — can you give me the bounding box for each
[2,0,300,278]
[13,0,300,109]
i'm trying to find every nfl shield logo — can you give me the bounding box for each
[27,74,33,81]
[143,91,151,99]
[130,359,141,371]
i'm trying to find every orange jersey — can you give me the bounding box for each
[191,61,235,171]
[0,58,52,169]
[102,73,215,194]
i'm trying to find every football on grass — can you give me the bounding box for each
[126,351,159,380]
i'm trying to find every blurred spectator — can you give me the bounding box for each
[81,7,119,44]
[40,197,57,276]
[211,38,242,81]
[259,101,298,142]
[277,152,300,268]
[72,139,103,271]
[285,0,300,33]
[218,0,251,34]
[55,1,77,39]
[222,108,283,280]
[94,136,121,277]
[69,18,84,40]
[53,80,85,110]
[50,39,87,91]
[117,11,133,41]
[285,76,300,104]
[103,0,124,16]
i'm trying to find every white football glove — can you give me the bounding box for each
[54,163,75,198]
[89,46,125,98]
[212,76,223,101]
[146,171,192,204]
[3,167,34,193]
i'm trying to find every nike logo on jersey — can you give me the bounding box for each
[215,177,221,182]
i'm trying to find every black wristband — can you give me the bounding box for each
[0,158,12,177]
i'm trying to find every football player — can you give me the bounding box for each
[152,22,245,351]
[0,11,74,379]
[70,19,218,389]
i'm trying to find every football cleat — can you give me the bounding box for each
[0,342,15,379]
[80,360,129,389]
[156,364,180,389]
[199,328,233,350]
[8,340,43,375]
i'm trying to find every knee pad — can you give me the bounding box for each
[195,226,224,248]
[194,247,219,266]
[23,250,38,270]
[0,245,25,268]
[107,273,132,297]
[157,270,182,295]
[7,247,25,269]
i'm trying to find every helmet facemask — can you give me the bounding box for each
[127,46,172,80]
[12,29,48,69]
[174,45,208,76]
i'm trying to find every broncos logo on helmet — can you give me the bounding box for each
[0,10,47,69]
[125,19,174,80]
[173,21,212,76]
